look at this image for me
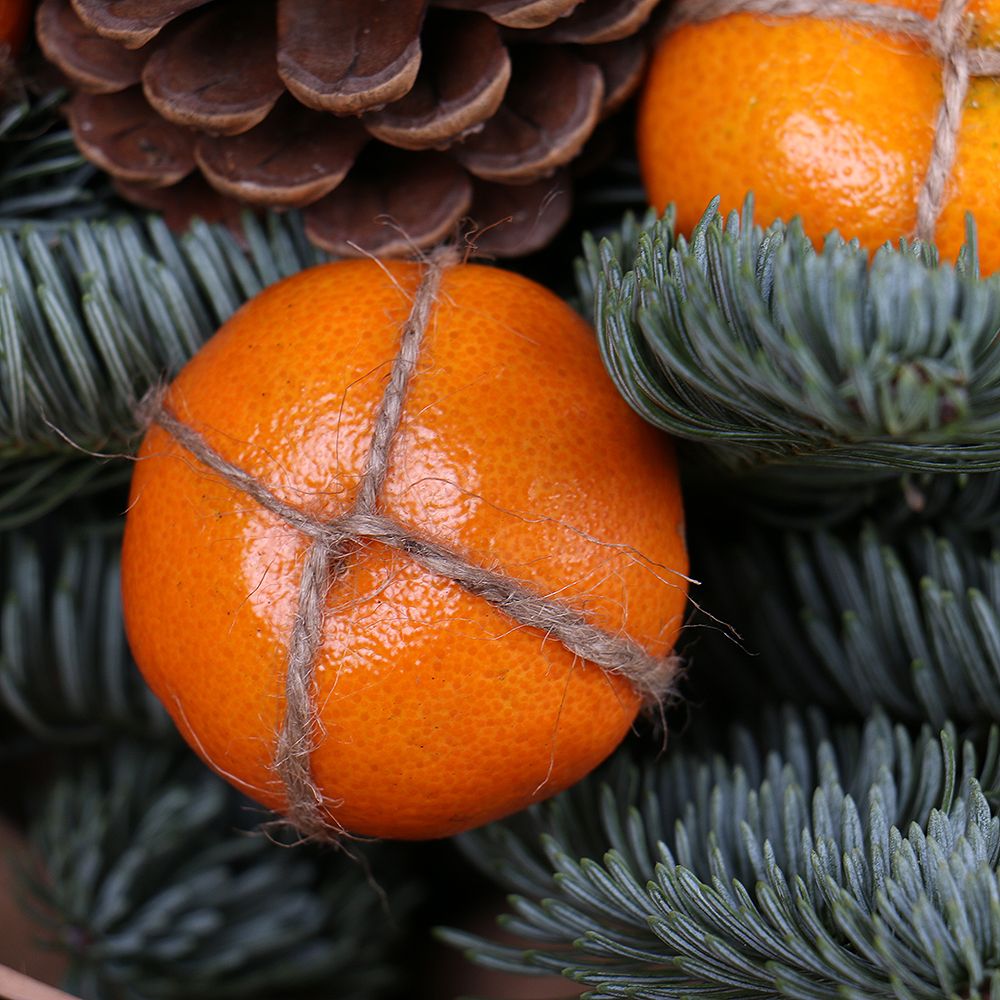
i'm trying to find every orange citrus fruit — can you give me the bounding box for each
[638,0,1000,271]
[121,261,688,840]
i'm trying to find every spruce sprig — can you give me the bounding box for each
[694,520,1000,726]
[24,742,410,1000]
[0,87,110,224]
[700,468,1000,530]
[0,210,329,526]
[444,710,1000,999]
[581,199,1000,483]
[0,520,170,742]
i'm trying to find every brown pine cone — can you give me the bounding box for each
[38,0,660,257]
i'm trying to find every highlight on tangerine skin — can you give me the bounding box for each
[638,1,1000,271]
[121,260,689,840]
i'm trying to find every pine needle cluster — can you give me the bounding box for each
[0,207,328,527]
[695,519,1000,724]
[579,199,1000,495]
[0,86,109,224]
[26,743,410,1000]
[446,710,1000,999]
[1,521,170,743]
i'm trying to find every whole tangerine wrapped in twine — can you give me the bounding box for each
[121,254,689,841]
[638,0,1000,270]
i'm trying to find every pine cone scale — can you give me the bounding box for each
[362,11,511,151]
[454,48,603,182]
[585,37,647,117]
[112,174,244,228]
[516,0,662,44]
[433,0,582,30]
[195,99,368,207]
[70,0,214,47]
[141,1,283,135]
[47,0,661,256]
[303,150,472,254]
[37,0,146,95]
[277,0,428,115]
[468,172,571,255]
[68,87,195,185]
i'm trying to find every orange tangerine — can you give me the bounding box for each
[121,261,688,839]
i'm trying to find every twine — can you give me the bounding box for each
[152,253,678,841]
[664,0,1000,241]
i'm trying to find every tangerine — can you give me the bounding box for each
[638,0,1000,271]
[121,261,688,840]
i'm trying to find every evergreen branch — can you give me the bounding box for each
[444,709,1000,999]
[25,742,411,1000]
[691,519,1000,726]
[0,519,171,742]
[579,198,1000,481]
[688,467,1000,531]
[0,88,112,224]
[0,210,329,526]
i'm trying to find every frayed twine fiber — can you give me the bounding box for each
[152,251,678,842]
[664,0,1000,242]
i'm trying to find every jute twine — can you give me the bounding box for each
[664,0,1000,242]
[152,252,678,841]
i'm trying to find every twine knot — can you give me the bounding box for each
[926,0,972,61]
[151,252,679,842]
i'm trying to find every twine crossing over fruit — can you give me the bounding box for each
[151,254,678,842]
[664,0,1000,242]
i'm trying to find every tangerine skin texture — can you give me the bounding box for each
[638,0,1000,271]
[121,261,688,840]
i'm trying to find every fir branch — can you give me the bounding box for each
[444,709,1000,999]
[24,742,411,1000]
[853,471,1000,530]
[0,210,329,526]
[692,519,1000,726]
[0,519,171,742]
[689,467,1000,531]
[579,199,1000,484]
[0,88,112,224]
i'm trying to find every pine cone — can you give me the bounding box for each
[38,0,659,257]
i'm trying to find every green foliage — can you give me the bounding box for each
[693,518,1000,726]
[445,710,1000,999]
[841,472,1000,531]
[0,519,170,742]
[0,209,329,526]
[579,200,1000,495]
[0,88,111,224]
[698,468,1000,531]
[24,741,411,1000]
